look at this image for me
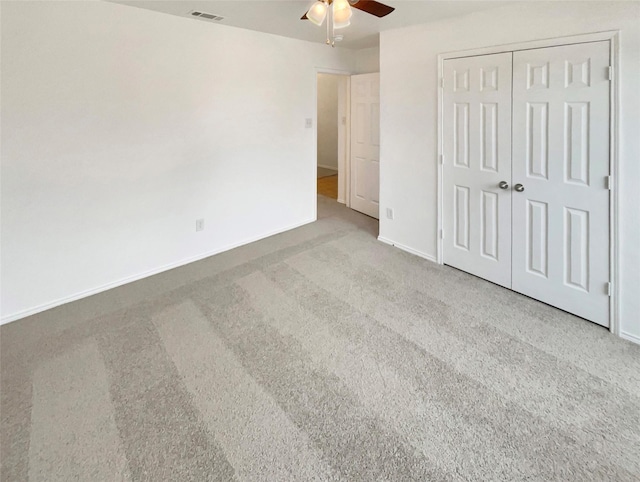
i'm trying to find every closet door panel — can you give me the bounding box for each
[511,41,610,327]
[443,53,513,288]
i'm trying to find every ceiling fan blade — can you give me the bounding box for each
[351,0,395,18]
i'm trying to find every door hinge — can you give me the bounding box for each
[607,66,613,81]
[440,229,444,240]
[605,175,613,190]
[440,78,444,88]
[606,282,612,296]
[439,154,444,165]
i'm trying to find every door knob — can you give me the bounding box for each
[498,181,509,190]
[514,183,525,192]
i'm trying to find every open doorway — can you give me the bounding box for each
[317,73,349,203]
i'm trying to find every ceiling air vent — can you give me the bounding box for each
[189,10,224,21]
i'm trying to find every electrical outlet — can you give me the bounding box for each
[305,118,313,128]
[386,208,394,220]
[196,219,205,232]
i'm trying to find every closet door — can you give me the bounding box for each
[511,42,610,326]
[443,53,513,288]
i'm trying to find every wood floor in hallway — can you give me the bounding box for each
[317,174,338,199]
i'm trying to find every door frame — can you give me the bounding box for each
[314,67,352,217]
[436,30,621,335]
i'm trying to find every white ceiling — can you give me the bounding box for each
[107,1,504,49]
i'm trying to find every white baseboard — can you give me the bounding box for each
[317,164,338,171]
[377,236,438,263]
[620,331,640,345]
[1,217,315,325]
[336,197,345,204]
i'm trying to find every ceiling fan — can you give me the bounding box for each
[302,0,395,46]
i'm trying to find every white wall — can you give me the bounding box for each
[354,46,380,74]
[317,73,340,170]
[379,2,640,342]
[0,0,357,322]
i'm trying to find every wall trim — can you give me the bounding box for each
[620,331,640,346]
[436,30,621,337]
[1,217,316,325]
[377,236,438,263]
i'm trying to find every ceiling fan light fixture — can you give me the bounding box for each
[307,1,328,26]
[333,0,352,29]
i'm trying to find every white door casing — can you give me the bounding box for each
[511,42,610,326]
[443,53,513,288]
[337,75,349,204]
[350,73,380,219]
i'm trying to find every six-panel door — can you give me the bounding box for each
[350,73,380,219]
[443,41,610,327]
[443,52,513,288]
[511,42,610,326]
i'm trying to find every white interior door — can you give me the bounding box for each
[443,53,513,288]
[511,42,610,326]
[350,73,380,219]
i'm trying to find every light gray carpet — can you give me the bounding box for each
[2,196,639,481]
[317,167,338,178]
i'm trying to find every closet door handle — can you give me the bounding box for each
[498,181,509,190]
[514,183,525,192]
